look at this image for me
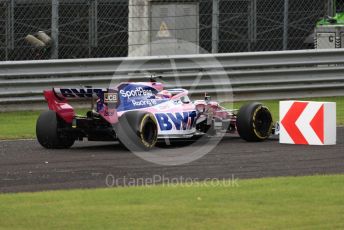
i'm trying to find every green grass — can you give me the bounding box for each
[0,175,344,230]
[0,97,343,140]
[0,111,41,140]
[0,109,87,140]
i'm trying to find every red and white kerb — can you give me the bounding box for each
[279,101,336,145]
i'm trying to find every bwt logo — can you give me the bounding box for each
[155,111,197,131]
[58,88,106,98]
[120,87,154,98]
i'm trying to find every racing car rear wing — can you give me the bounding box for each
[44,87,119,124]
[53,87,107,99]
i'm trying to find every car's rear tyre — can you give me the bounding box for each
[236,102,273,142]
[36,111,75,149]
[115,111,158,151]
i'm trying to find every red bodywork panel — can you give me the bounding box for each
[44,90,75,123]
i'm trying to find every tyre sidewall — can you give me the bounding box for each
[115,111,158,151]
[237,103,272,142]
[36,111,74,149]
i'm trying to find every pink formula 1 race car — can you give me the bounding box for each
[36,78,274,150]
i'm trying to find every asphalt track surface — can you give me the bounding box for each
[1,128,343,193]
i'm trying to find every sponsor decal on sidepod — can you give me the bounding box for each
[131,99,157,107]
[120,87,154,98]
[155,111,197,131]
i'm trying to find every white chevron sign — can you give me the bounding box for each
[279,101,336,145]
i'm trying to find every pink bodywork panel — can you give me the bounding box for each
[98,106,118,124]
[195,100,231,119]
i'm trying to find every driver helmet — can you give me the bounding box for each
[156,90,172,99]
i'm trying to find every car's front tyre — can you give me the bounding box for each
[236,102,273,142]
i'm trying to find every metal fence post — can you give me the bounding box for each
[88,0,98,57]
[51,0,59,59]
[212,0,219,53]
[326,0,335,17]
[283,0,289,50]
[248,0,257,52]
[5,0,15,60]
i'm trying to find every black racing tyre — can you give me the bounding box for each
[115,111,158,151]
[36,111,75,149]
[236,102,273,142]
